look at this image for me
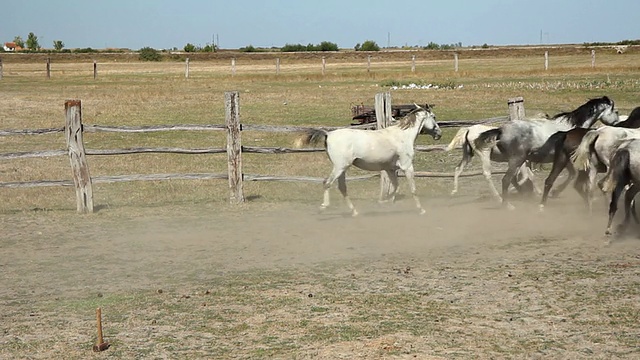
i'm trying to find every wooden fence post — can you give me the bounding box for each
[322,56,326,76]
[544,51,549,70]
[507,97,525,121]
[46,57,51,79]
[375,92,393,199]
[0,58,3,80]
[411,55,416,72]
[454,53,459,72]
[367,55,371,73]
[185,57,190,78]
[225,91,244,204]
[231,58,236,76]
[591,50,596,68]
[93,60,97,79]
[65,100,94,213]
[276,58,280,75]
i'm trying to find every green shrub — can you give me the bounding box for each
[139,47,161,61]
[355,40,380,51]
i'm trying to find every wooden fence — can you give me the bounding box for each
[0,92,522,213]
[0,48,612,80]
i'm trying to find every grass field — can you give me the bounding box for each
[1,47,639,359]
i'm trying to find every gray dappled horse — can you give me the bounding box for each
[474,96,621,209]
[295,104,442,216]
[601,138,640,237]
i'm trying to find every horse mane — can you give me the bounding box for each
[396,106,432,130]
[552,96,613,126]
[615,106,640,128]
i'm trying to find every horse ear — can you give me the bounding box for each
[413,102,423,109]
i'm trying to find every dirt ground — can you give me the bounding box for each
[1,190,639,359]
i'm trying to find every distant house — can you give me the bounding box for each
[3,42,23,51]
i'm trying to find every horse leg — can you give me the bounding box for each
[502,157,526,210]
[479,149,502,202]
[321,166,347,210]
[550,151,576,197]
[606,179,627,236]
[540,152,573,210]
[403,165,426,215]
[337,172,358,216]
[387,170,400,203]
[616,183,639,236]
[574,170,590,208]
[451,156,468,195]
[586,162,599,214]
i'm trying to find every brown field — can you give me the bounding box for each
[1,47,639,359]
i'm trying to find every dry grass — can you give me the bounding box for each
[1,49,640,359]
[2,50,640,212]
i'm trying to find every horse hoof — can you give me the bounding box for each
[419,208,426,215]
[605,229,612,236]
[538,204,545,212]
[506,203,516,211]
[450,190,457,196]
[351,210,359,217]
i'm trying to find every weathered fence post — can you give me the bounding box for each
[367,55,371,73]
[507,97,525,121]
[46,57,51,79]
[93,60,97,80]
[322,56,326,76]
[591,50,596,68]
[454,53,459,72]
[65,100,94,213]
[185,57,190,78]
[225,91,244,204]
[276,58,280,75]
[375,92,393,199]
[231,58,236,76]
[0,58,3,80]
[411,55,416,72]
[544,51,549,70]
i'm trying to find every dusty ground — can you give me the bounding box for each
[1,190,639,359]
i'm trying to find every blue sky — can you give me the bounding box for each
[3,0,639,50]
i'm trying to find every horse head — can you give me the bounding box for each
[413,103,442,140]
[596,96,621,126]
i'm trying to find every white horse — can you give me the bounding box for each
[475,96,621,209]
[446,124,540,198]
[295,104,442,216]
[571,126,640,211]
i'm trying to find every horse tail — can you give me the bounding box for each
[571,130,599,170]
[529,131,566,159]
[445,127,469,151]
[294,128,328,148]
[474,128,501,151]
[601,148,631,193]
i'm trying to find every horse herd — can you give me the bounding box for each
[295,97,640,239]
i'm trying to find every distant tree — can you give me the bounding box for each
[201,43,216,52]
[424,42,440,50]
[318,41,339,51]
[240,44,257,52]
[53,40,65,51]
[356,40,380,51]
[26,32,40,50]
[184,43,197,52]
[13,36,24,48]
[139,47,161,61]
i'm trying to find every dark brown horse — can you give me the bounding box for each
[534,106,640,210]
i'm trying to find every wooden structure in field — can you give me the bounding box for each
[0,93,520,212]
